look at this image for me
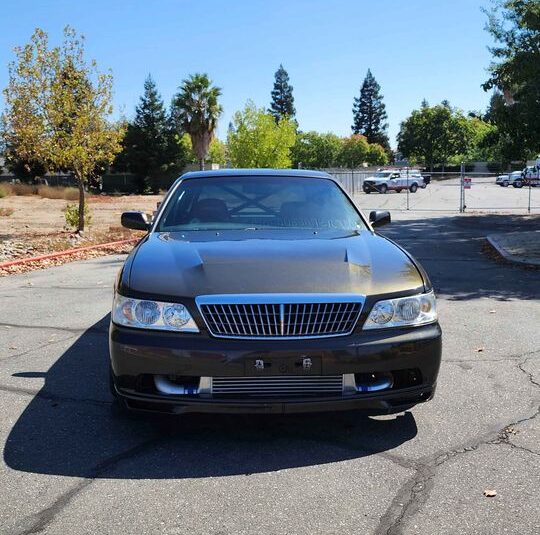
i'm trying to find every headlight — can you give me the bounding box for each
[112,293,199,332]
[363,291,437,329]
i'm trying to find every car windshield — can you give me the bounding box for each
[156,176,366,232]
[373,172,392,178]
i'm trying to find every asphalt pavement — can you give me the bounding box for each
[0,211,539,535]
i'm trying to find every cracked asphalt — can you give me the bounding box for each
[0,212,539,535]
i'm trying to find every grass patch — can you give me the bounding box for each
[0,183,79,200]
[37,185,79,200]
[6,183,36,195]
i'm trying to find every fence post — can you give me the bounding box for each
[406,167,410,210]
[459,162,465,213]
[528,181,532,214]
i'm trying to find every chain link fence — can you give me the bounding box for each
[327,165,540,214]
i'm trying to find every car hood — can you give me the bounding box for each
[126,230,425,299]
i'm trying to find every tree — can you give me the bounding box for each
[352,69,390,151]
[459,115,498,162]
[482,0,540,159]
[337,134,370,168]
[208,138,227,166]
[291,131,342,169]
[181,134,227,166]
[1,27,124,230]
[114,76,185,192]
[367,143,389,166]
[478,91,529,166]
[269,64,295,122]
[228,101,296,168]
[171,73,222,170]
[397,102,474,170]
[3,151,47,182]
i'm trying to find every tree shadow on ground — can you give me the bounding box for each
[379,213,540,301]
[3,315,417,479]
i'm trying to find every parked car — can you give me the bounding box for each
[523,166,540,187]
[363,169,426,194]
[496,171,523,187]
[111,169,441,416]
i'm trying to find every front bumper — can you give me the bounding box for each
[109,322,442,415]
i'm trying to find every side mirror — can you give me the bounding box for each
[369,210,391,228]
[121,211,150,231]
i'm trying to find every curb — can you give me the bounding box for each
[486,235,540,267]
[0,238,139,269]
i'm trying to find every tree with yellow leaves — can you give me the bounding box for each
[1,27,124,231]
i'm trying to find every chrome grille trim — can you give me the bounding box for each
[211,375,344,396]
[196,294,364,339]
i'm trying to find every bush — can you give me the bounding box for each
[37,186,79,200]
[0,183,81,199]
[63,202,91,229]
[8,183,36,195]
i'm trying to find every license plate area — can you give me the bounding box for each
[245,355,322,375]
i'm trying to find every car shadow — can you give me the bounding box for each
[3,315,417,479]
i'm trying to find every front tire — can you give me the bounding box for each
[502,181,509,187]
[513,181,523,188]
[409,183,418,193]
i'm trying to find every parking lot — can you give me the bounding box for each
[0,211,539,535]
[346,176,540,213]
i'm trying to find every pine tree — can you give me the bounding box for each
[269,64,296,122]
[115,75,185,192]
[352,69,389,150]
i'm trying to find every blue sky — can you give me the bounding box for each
[0,0,494,147]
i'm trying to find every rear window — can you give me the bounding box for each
[156,176,365,232]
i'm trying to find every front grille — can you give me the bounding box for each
[197,296,363,339]
[212,375,343,397]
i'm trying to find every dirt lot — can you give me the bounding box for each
[0,194,162,264]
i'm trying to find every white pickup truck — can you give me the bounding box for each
[362,169,427,194]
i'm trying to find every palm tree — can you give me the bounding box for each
[172,74,222,170]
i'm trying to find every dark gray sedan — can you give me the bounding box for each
[110,169,441,415]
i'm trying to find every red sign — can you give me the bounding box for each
[464,177,472,189]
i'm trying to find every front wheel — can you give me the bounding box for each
[363,189,371,194]
[409,183,418,193]
[513,181,523,188]
[379,184,388,194]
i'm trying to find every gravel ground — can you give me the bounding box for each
[0,211,538,534]
[0,194,156,271]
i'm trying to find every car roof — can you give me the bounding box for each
[179,168,334,180]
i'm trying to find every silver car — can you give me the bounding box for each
[496,171,523,187]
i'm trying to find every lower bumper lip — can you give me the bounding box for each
[113,383,436,415]
[109,322,442,414]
